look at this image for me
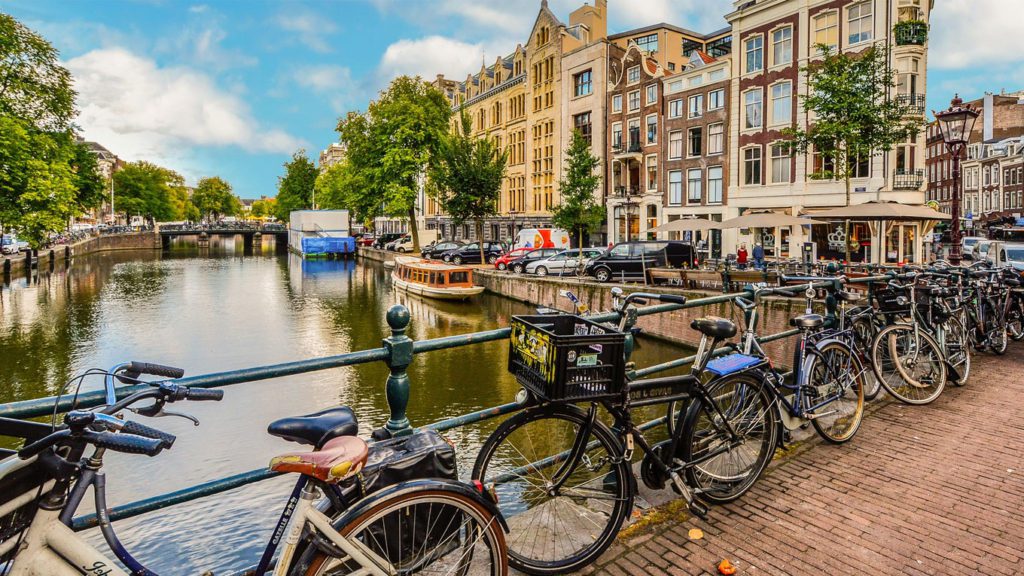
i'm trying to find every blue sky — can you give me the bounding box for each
[3,0,1021,199]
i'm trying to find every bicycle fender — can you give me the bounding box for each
[810,337,850,352]
[334,478,508,533]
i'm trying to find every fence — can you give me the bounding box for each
[0,272,893,565]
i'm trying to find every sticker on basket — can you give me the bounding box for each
[589,325,605,335]
[589,344,603,353]
[574,323,589,336]
[567,350,577,363]
[577,354,598,367]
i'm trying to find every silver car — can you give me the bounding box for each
[525,248,605,277]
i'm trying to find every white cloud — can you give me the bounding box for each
[66,47,307,178]
[293,65,354,112]
[275,10,338,54]
[377,36,506,83]
[929,0,1024,69]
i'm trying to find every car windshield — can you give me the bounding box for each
[963,238,980,247]
[980,244,991,254]
[1005,249,1024,261]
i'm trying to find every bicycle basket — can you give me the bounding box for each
[873,286,912,315]
[508,315,626,402]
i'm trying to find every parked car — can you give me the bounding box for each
[507,248,563,274]
[421,240,464,260]
[961,236,987,260]
[584,241,696,283]
[985,241,1024,271]
[372,233,404,249]
[975,239,994,263]
[525,248,605,277]
[356,234,376,247]
[494,247,534,270]
[1,234,28,255]
[442,242,505,265]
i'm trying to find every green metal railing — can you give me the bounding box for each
[0,273,894,535]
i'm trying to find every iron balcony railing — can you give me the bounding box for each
[897,93,926,116]
[893,21,928,46]
[893,169,925,190]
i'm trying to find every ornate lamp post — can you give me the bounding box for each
[934,94,980,264]
[617,187,639,243]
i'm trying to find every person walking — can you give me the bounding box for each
[753,242,765,270]
[737,244,749,269]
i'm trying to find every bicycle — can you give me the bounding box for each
[472,292,779,574]
[1,361,509,576]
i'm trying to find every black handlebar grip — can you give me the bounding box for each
[658,294,687,305]
[121,420,176,449]
[83,431,164,457]
[184,387,224,401]
[129,361,185,379]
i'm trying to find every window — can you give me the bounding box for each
[708,166,723,203]
[634,33,658,53]
[573,112,592,144]
[708,123,724,154]
[772,26,792,66]
[708,88,724,110]
[771,82,792,125]
[667,62,676,71]
[668,170,683,205]
[668,99,683,118]
[612,94,622,112]
[573,70,592,97]
[688,94,703,118]
[669,131,683,159]
[848,153,870,179]
[627,65,640,84]
[687,168,702,203]
[745,35,763,73]
[813,149,836,177]
[813,11,838,51]
[628,90,640,111]
[646,155,657,190]
[688,127,702,157]
[612,122,622,149]
[646,114,657,144]
[771,143,790,183]
[744,89,763,129]
[744,147,762,185]
[848,2,873,45]
[646,84,658,105]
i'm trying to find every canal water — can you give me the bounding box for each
[0,235,691,574]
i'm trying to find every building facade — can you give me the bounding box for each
[608,23,732,75]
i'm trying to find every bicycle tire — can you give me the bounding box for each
[941,316,971,386]
[804,341,865,444]
[871,324,946,405]
[1008,298,1024,341]
[851,316,882,401]
[679,372,779,504]
[294,487,508,576]
[471,404,633,575]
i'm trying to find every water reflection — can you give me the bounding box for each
[0,240,692,574]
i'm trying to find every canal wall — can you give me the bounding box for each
[2,233,161,281]
[357,246,398,264]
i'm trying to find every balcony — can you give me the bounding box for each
[897,93,926,116]
[893,169,925,190]
[894,20,928,46]
[614,186,641,198]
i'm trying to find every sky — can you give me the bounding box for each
[3,0,1022,199]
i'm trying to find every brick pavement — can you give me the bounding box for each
[588,350,1024,576]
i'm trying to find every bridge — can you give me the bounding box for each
[158,225,288,251]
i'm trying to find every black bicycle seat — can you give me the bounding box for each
[790,314,824,329]
[690,316,737,340]
[268,406,359,448]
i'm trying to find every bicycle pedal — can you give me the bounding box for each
[688,500,710,520]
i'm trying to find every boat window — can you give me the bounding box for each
[429,272,437,284]
[436,273,445,285]
[450,271,469,284]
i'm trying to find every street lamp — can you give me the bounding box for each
[617,187,639,243]
[934,94,980,265]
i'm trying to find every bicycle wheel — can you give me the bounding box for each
[941,316,971,386]
[851,316,882,401]
[471,404,632,575]
[989,324,1009,355]
[296,487,508,576]
[1008,298,1024,341]
[679,372,779,504]
[871,324,946,405]
[805,342,865,444]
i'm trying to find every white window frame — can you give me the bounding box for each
[812,10,839,52]
[771,26,792,67]
[770,142,790,184]
[646,154,658,191]
[707,122,724,155]
[687,126,702,158]
[770,81,792,126]
[744,35,763,74]
[668,130,683,160]
[668,170,683,205]
[687,168,702,203]
[847,1,874,47]
[611,121,623,149]
[627,65,641,84]
[612,94,622,113]
[669,99,683,118]
[646,114,658,144]
[628,90,640,111]
[708,88,725,110]
[688,94,704,118]
[646,84,658,105]
[743,146,762,186]
[707,166,723,204]
[743,88,763,130]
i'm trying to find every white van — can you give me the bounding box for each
[393,229,440,252]
[513,228,571,250]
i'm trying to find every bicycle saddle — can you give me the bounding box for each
[267,406,359,448]
[833,291,861,303]
[269,435,369,483]
[790,314,824,329]
[691,316,737,339]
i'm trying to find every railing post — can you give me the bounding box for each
[381,304,414,437]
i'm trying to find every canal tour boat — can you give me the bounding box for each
[391,256,485,301]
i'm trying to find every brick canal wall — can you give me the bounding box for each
[2,233,161,280]
[357,246,398,264]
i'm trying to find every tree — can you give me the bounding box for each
[552,130,604,249]
[274,150,316,221]
[113,161,180,224]
[429,108,507,262]
[191,176,239,222]
[251,197,276,220]
[69,139,106,213]
[782,44,920,261]
[336,76,451,250]
[0,14,76,132]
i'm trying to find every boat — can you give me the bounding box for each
[391,256,485,301]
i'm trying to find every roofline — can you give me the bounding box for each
[608,21,727,42]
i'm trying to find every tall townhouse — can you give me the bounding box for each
[726,0,932,264]
[428,0,609,242]
[661,51,733,259]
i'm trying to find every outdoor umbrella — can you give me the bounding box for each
[809,201,950,264]
[650,217,720,233]
[714,212,826,268]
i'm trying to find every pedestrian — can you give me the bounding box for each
[737,244,748,269]
[753,242,765,270]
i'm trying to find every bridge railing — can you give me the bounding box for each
[0,274,892,537]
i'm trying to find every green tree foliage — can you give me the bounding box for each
[191,176,240,222]
[167,185,199,222]
[429,109,507,261]
[250,197,277,220]
[113,161,181,223]
[336,76,451,250]
[0,14,75,132]
[782,44,920,260]
[274,150,316,221]
[69,139,106,212]
[552,130,604,248]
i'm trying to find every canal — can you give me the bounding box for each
[0,235,691,574]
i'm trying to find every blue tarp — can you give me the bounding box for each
[301,236,355,255]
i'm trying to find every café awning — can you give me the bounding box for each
[806,200,951,221]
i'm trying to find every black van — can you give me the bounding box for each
[584,241,695,282]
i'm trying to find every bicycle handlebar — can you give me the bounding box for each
[127,361,185,379]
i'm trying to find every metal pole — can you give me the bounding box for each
[949,147,963,264]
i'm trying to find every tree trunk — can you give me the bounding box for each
[844,159,852,263]
[477,219,485,264]
[407,207,419,252]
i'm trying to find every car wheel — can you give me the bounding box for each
[487,255,498,264]
[443,254,452,262]
[535,266,548,277]
[497,263,507,270]
[512,264,524,274]
[595,268,612,282]
[453,256,463,265]
[397,247,406,253]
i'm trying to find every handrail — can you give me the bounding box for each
[2,273,894,535]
